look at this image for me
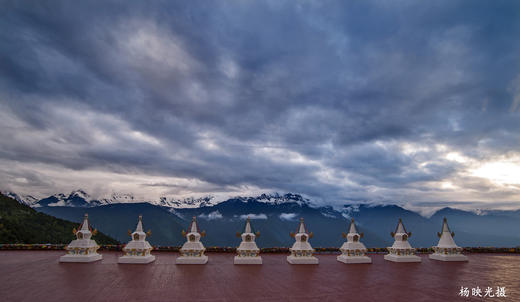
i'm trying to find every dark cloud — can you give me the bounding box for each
[1,0,520,207]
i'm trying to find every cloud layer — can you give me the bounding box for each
[1,1,520,210]
[240,214,268,220]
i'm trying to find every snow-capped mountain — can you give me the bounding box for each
[239,193,312,206]
[13,189,315,210]
[36,189,106,207]
[100,192,138,204]
[1,191,38,206]
[10,189,220,209]
[155,193,313,209]
[157,196,217,208]
[155,193,315,209]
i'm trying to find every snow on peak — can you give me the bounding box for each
[157,193,312,209]
[2,191,38,206]
[253,193,311,206]
[69,189,90,199]
[102,192,138,204]
[52,193,67,200]
[157,196,217,208]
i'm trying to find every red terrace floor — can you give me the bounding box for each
[0,251,519,302]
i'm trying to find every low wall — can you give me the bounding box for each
[0,244,519,253]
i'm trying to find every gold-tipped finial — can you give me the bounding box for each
[128,229,132,237]
[181,230,186,237]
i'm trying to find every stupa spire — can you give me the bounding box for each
[348,218,357,234]
[437,218,456,246]
[244,217,252,234]
[190,216,198,233]
[135,214,144,233]
[298,217,307,234]
[80,213,90,232]
[395,218,406,234]
[441,217,451,233]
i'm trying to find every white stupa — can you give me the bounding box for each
[287,218,319,264]
[429,218,468,262]
[176,216,208,264]
[234,217,262,264]
[384,218,421,263]
[118,215,155,264]
[337,218,372,264]
[60,213,102,263]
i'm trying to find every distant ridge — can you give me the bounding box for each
[5,190,520,248]
[36,197,520,248]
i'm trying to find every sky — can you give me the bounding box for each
[1,1,520,211]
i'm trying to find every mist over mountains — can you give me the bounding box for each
[7,189,519,248]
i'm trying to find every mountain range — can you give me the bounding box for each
[4,189,221,208]
[7,189,519,248]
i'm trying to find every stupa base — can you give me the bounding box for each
[384,254,421,263]
[60,253,102,263]
[234,256,262,264]
[337,255,372,264]
[118,255,156,264]
[287,255,319,264]
[429,253,468,262]
[176,255,208,264]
